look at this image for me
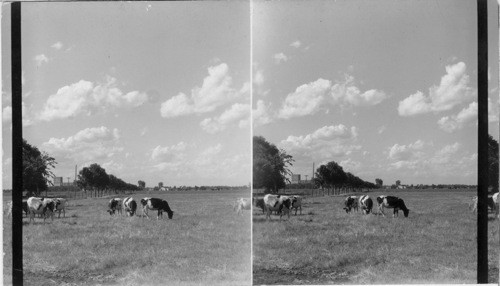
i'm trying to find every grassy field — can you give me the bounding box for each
[3,189,251,286]
[253,189,499,285]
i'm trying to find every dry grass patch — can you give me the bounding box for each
[4,190,251,286]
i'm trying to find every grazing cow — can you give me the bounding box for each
[53,198,67,218]
[107,198,123,215]
[343,196,358,213]
[253,197,266,214]
[234,198,251,215]
[263,194,292,220]
[27,197,57,223]
[376,195,410,217]
[290,195,303,215]
[359,195,373,214]
[471,194,499,214]
[123,197,137,217]
[140,197,174,219]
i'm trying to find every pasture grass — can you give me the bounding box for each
[253,190,499,285]
[4,190,251,286]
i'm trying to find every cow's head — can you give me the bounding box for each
[44,201,55,214]
[403,208,409,217]
[167,210,174,219]
[376,196,384,205]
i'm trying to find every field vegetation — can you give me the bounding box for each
[4,189,251,286]
[253,189,499,285]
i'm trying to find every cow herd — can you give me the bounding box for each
[107,197,174,220]
[250,194,411,220]
[5,196,174,223]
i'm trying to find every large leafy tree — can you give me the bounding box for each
[489,134,499,192]
[138,180,146,189]
[77,163,109,197]
[375,178,383,188]
[253,136,294,193]
[22,139,57,196]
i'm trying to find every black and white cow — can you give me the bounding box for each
[263,194,292,220]
[107,198,123,215]
[343,196,358,213]
[376,195,409,217]
[123,197,137,217]
[290,195,303,215]
[27,197,57,223]
[140,197,174,220]
[493,192,499,218]
[253,197,266,214]
[358,195,373,215]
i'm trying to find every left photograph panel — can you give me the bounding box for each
[2,2,251,285]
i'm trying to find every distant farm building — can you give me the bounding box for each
[53,177,63,187]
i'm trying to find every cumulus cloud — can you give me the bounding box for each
[273,52,288,64]
[278,78,331,119]
[331,75,387,106]
[388,140,426,161]
[42,126,123,162]
[277,75,387,119]
[160,63,242,118]
[34,54,49,66]
[290,40,302,48]
[200,103,250,134]
[398,62,475,116]
[280,124,360,160]
[253,100,273,127]
[51,41,63,50]
[151,142,187,161]
[254,70,264,86]
[437,101,477,133]
[39,76,149,121]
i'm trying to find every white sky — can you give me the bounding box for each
[2,2,251,188]
[1,0,498,189]
[252,0,499,186]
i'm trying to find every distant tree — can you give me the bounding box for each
[23,139,57,196]
[138,180,146,189]
[159,182,164,189]
[76,164,109,197]
[253,136,294,193]
[396,180,401,187]
[315,161,347,194]
[375,178,383,188]
[488,135,499,193]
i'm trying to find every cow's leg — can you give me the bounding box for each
[143,207,150,219]
[379,206,386,217]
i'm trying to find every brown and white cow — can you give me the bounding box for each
[27,197,57,223]
[343,196,358,213]
[290,195,303,215]
[376,195,409,217]
[234,198,251,215]
[123,197,137,217]
[107,198,123,215]
[263,194,292,220]
[140,197,174,219]
[359,195,373,215]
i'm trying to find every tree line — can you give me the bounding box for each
[22,139,139,197]
[253,136,377,194]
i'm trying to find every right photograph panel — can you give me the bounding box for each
[251,0,499,284]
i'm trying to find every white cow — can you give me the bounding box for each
[493,192,499,218]
[27,197,57,223]
[234,198,251,215]
[263,194,292,220]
